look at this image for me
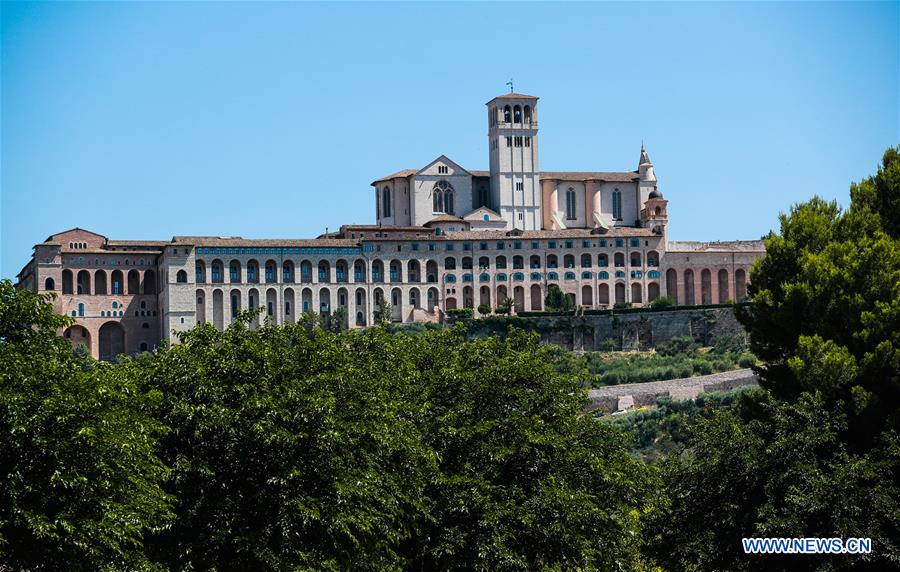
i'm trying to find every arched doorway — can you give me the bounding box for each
[530,284,542,310]
[99,322,125,361]
[63,325,90,353]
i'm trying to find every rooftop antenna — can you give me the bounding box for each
[506,79,514,93]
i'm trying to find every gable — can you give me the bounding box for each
[417,155,471,177]
[462,207,504,222]
[47,228,108,249]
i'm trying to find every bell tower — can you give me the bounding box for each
[487,92,540,230]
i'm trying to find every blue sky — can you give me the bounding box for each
[2,1,897,279]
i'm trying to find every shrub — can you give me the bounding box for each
[649,295,676,309]
[596,337,618,351]
[656,336,699,357]
[477,303,492,316]
[738,352,757,368]
[446,308,474,319]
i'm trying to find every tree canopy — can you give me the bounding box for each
[0,283,659,570]
[651,147,900,570]
[0,281,172,570]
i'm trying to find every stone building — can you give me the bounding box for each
[15,92,765,360]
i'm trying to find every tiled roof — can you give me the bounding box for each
[426,214,464,223]
[488,92,539,101]
[667,240,766,252]
[372,169,638,185]
[371,169,417,185]
[540,171,640,182]
[428,227,657,241]
[172,236,361,248]
[107,240,171,247]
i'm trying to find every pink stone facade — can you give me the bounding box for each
[14,92,765,360]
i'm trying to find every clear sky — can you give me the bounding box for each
[2,1,897,279]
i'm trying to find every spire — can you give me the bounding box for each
[639,144,652,167]
[638,144,656,183]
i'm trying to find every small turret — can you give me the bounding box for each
[638,145,656,182]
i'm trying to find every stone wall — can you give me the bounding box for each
[468,306,747,351]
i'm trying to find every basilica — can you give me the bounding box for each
[16,91,764,360]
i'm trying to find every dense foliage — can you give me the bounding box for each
[605,390,750,463]
[0,283,659,570]
[650,147,900,570]
[0,282,172,570]
[548,335,755,387]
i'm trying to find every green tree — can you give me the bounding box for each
[410,327,660,570]
[495,296,515,315]
[134,320,435,570]
[374,297,392,325]
[544,284,572,312]
[650,148,900,570]
[477,303,492,316]
[0,280,172,570]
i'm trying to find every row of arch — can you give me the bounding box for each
[445,252,660,270]
[664,268,747,305]
[445,270,658,283]
[493,104,534,125]
[53,268,155,296]
[192,259,445,285]
[194,285,444,329]
[445,281,660,311]
[63,322,151,361]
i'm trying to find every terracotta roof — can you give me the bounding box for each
[667,240,766,252]
[487,93,539,101]
[426,214,464,223]
[106,240,171,247]
[371,169,416,185]
[172,236,361,248]
[372,169,638,184]
[440,227,656,241]
[540,171,640,182]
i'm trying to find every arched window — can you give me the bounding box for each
[513,105,522,123]
[44,277,55,291]
[612,188,622,220]
[503,105,511,122]
[176,270,187,283]
[524,105,532,123]
[432,180,455,214]
[433,189,443,212]
[77,303,84,317]
[565,188,576,220]
[382,187,392,218]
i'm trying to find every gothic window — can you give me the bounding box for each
[433,189,443,212]
[432,181,455,214]
[566,188,577,220]
[612,189,622,220]
[382,187,392,218]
